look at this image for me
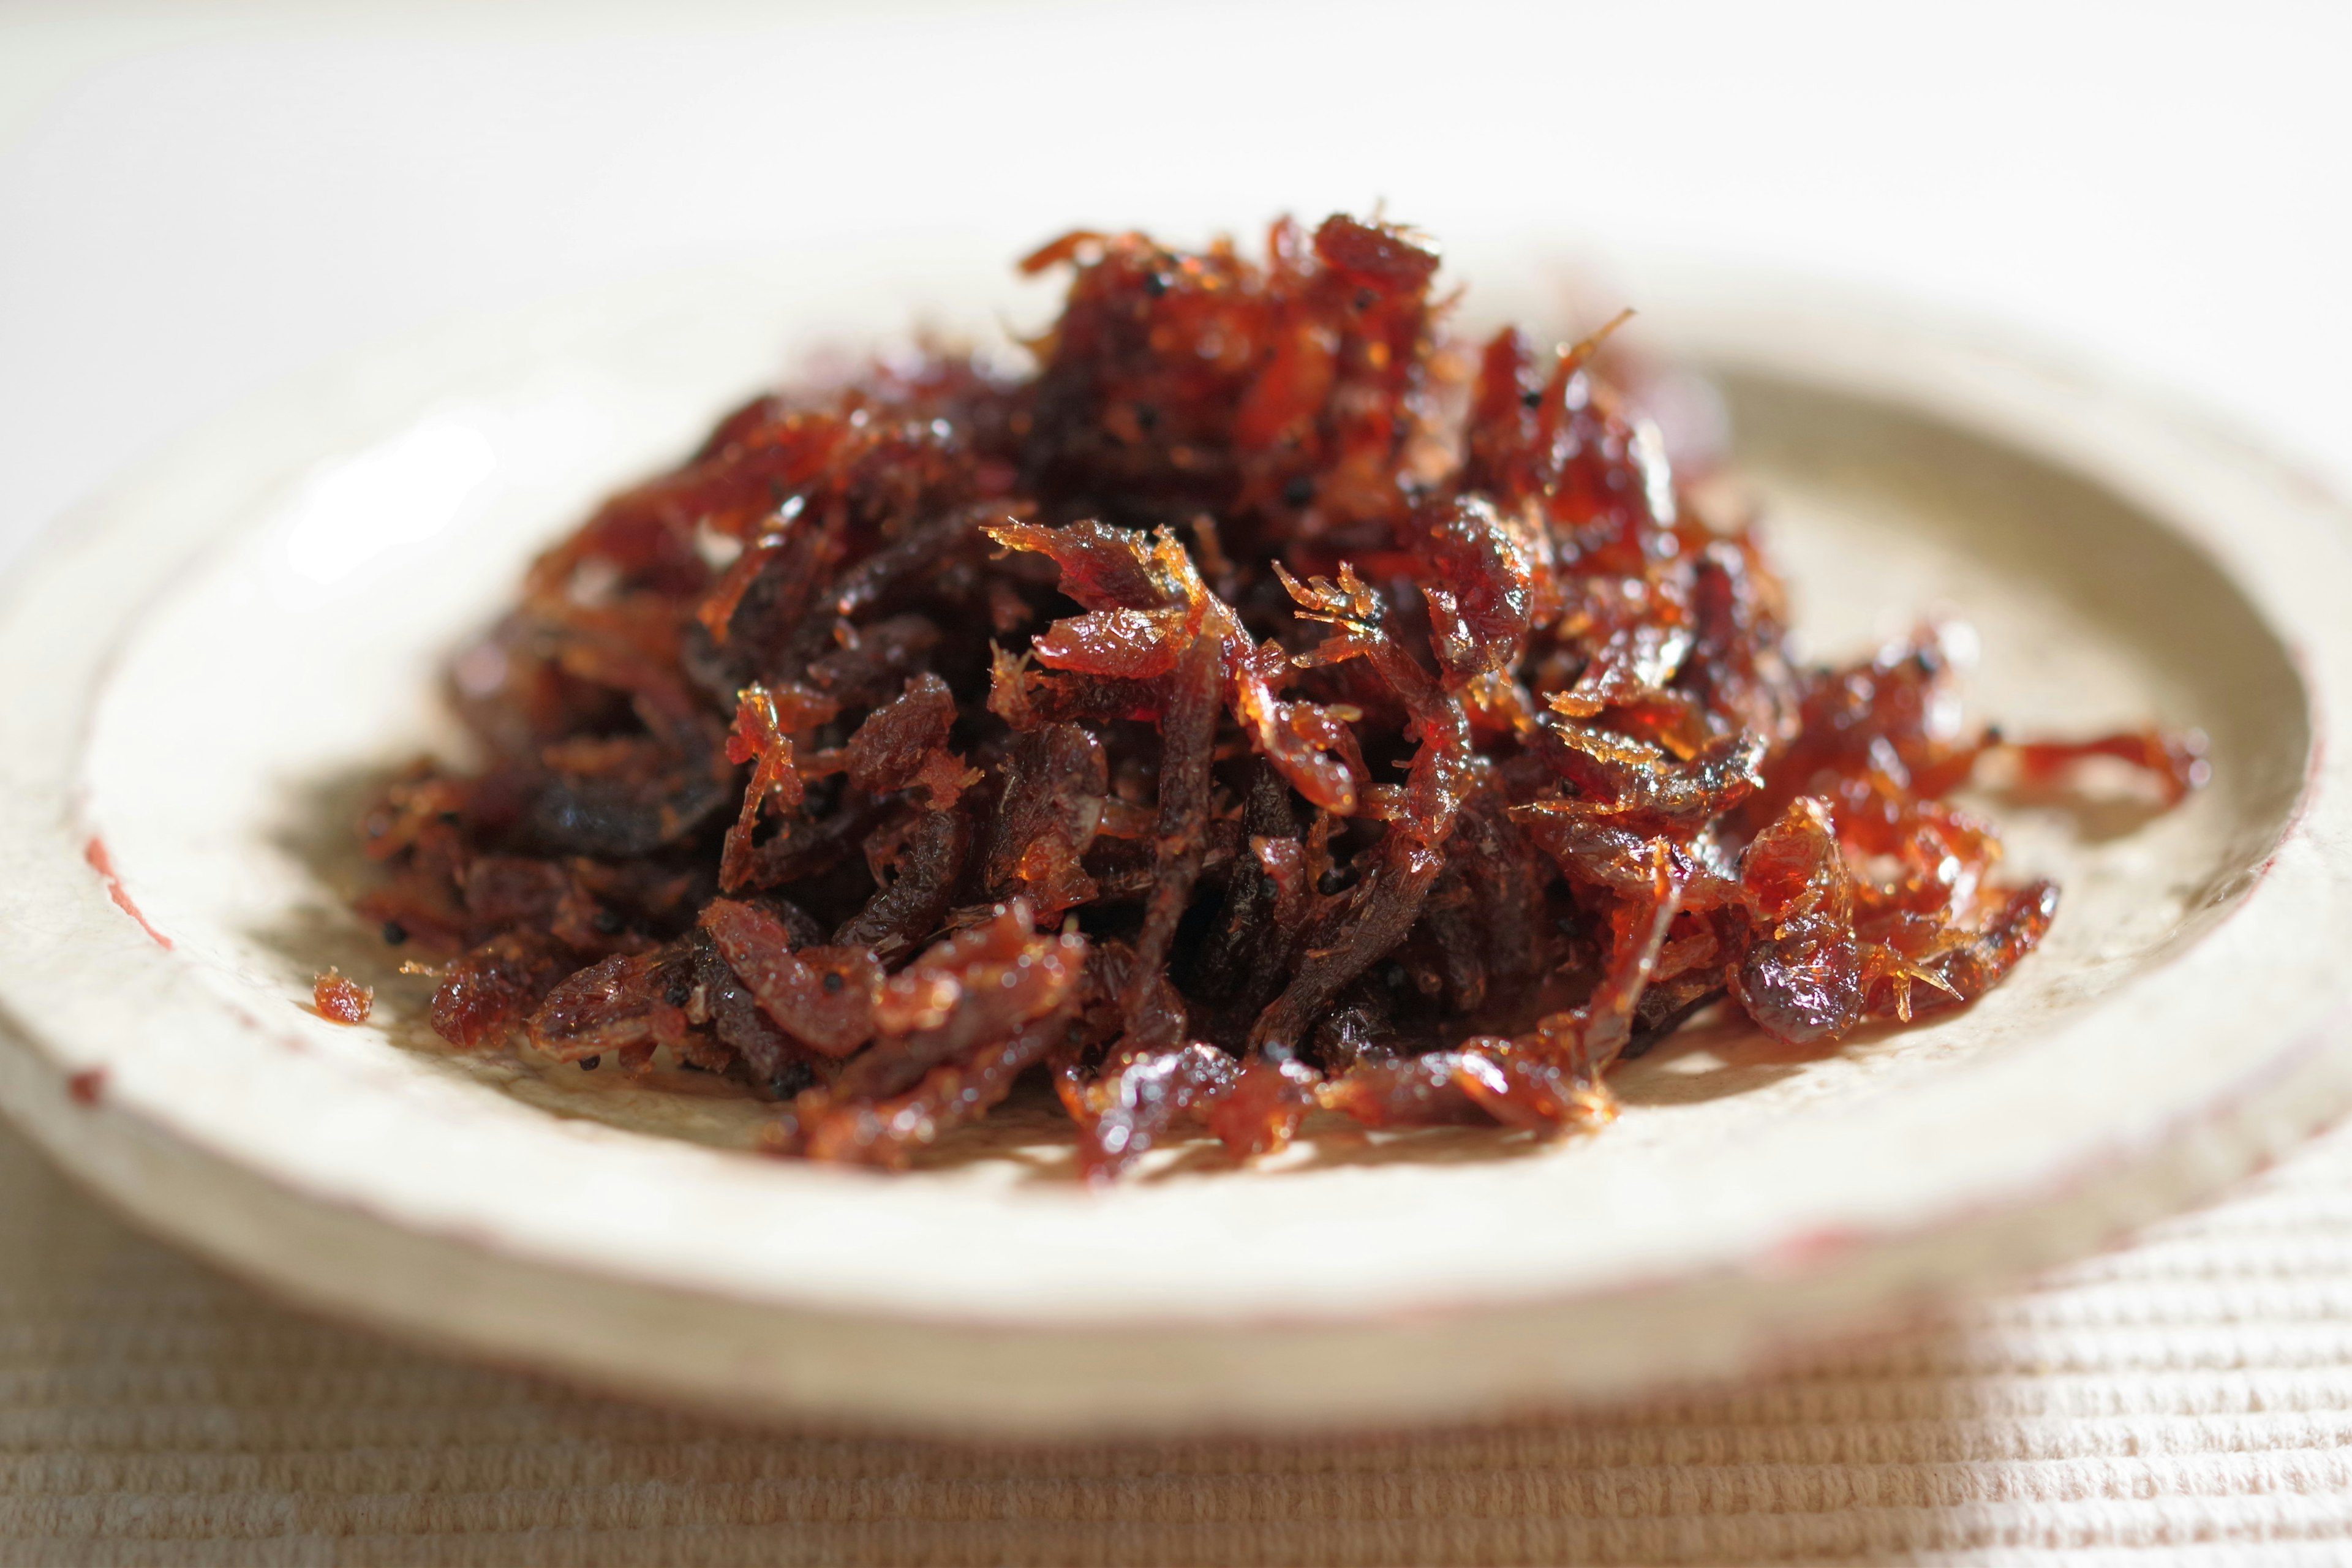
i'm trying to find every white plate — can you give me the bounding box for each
[0,253,2346,1435]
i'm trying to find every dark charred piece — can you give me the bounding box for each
[356,214,2204,1177]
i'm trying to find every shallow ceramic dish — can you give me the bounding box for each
[0,251,2347,1436]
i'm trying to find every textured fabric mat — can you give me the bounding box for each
[6,1119,2352,1567]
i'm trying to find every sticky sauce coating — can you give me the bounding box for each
[314,970,374,1026]
[355,214,2202,1176]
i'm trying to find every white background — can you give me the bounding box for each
[2,0,2348,569]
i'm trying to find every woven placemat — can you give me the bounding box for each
[5,1116,2351,1567]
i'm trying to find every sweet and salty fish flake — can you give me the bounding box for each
[356,215,2201,1175]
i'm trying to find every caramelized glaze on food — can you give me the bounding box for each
[313,970,374,1026]
[356,214,2202,1175]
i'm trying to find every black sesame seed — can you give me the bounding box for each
[822,971,845,994]
[1133,402,1159,432]
[1282,475,1315,507]
[579,1055,600,1071]
[1353,287,1375,311]
[380,920,408,946]
[437,810,461,826]
[1521,388,1544,409]
[590,908,624,936]
[1142,271,1170,297]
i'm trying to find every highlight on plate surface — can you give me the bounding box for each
[348,213,2206,1178]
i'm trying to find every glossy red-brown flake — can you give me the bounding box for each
[313,970,374,1026]
[356,213,2203,1176]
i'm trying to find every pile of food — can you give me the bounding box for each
[354,214,2202,1176]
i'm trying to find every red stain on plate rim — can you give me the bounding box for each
[83,836,172,949]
